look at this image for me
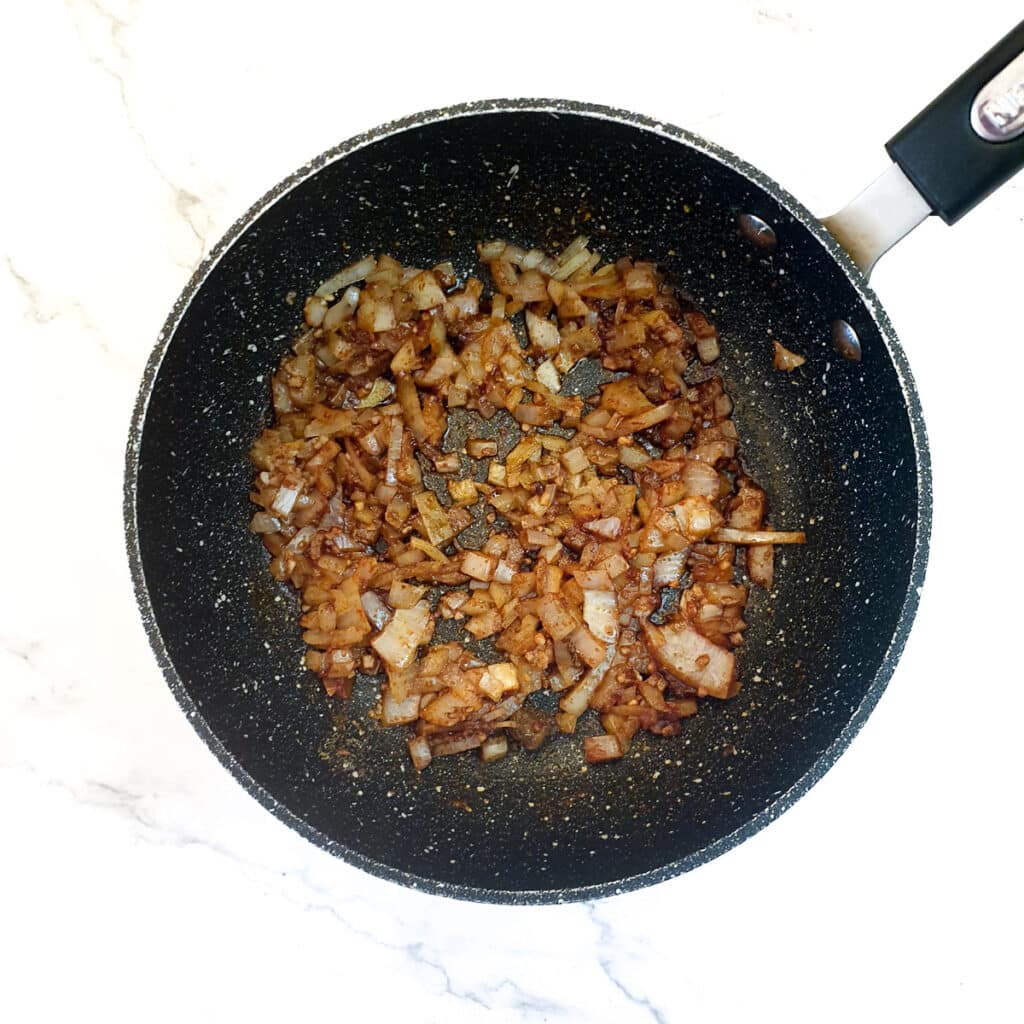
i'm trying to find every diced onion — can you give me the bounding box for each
[583,590,618,643]
[315,256,376,298]
[644,621,735,698]
[358,378,394,408]
[526,309,560,350]
[304,295,328,327]
[696,335,721,363]
[371,601,433,669]
[772,340,806,371]
[461,551,496,582]
[560,644,614,717]
[271,485,300,516]
[480,734,509,762]
[654,550,687,587]
[408,735,432,771]
[249,511,281,534]
[583,734,623,763]
[381,688,420,726]
[478,663,518,702]
[360,590,391,630]
[711,528,806,545]
[536,360,560,392]
[324,286,361,330]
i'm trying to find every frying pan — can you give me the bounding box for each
[125,23,1024,902]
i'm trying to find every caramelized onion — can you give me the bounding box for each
[250,240,805,770]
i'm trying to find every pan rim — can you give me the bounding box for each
[123,97,932,905]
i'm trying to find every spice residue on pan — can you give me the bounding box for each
[249,238,805,770]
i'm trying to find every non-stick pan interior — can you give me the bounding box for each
[130,104,926,901]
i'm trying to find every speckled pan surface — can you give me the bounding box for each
[124,100,931,904]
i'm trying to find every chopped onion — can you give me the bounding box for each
[679,459,720,499]
[584,734,623,763]
[696,335,721,363]
[381,687,420,726]
[433,262,456,288]
[560,447,589,475]
[654,550,688,587]
[560,644,614,716]
[536,360,561,392]
[673,497,725,541]
[407,270,446,310]
[304,295,328,327]
[711,528,806,545]
[323,285,361,330]
[478,240,507,260]
[619,445,650,469]
[315,255,376,298]
[573,568,612,590]
[478,663,518,702]
[448,289,479,317]
[502,244,526,265]
[407,735,432,771]
[420,346,461,387]
[271,484,300,516]
[414,491,455,546]
[583,516,622,539]
[493,558,516,584]
[480,734,508,762]
[514,403,551,426]
[371,601,434,669]
[409,537,448,562]
[433,452,461,473]
[360,590,391,630]
[567,626,611,670]
[583,590,618,643]
[284,525,315,552]
[772,340,806,371]
[537,594,581,641]
[466,438,497,458]
[526,309,560,350]
[747,543,775,589]
[552,242,593,281]
[448,479,478,506]
[461,551,496,582]
[555,235,589,266]
[249,511,281,534]
[431,732,487,757]
[388,579,426,610]
[482,695,524,722]
[626,402,676,431]
[384,420,403,485]
[358,378,394,408]
[644,621,735,698]
[521,248,546,270]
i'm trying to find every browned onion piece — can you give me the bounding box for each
[772,340,806,371]
[584,734,623,763]
[747,543,775,589]
[711,528,806,545]
[644,621,736,699]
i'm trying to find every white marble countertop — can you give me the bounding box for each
[3,2,1022,1020]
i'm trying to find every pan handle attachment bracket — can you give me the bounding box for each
[821,164,931,279]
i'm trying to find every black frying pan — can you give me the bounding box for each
[125,23,1024,902]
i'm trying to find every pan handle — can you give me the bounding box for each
[823,19,1024,277]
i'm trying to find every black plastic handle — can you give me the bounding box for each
[886,20,1024,224]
